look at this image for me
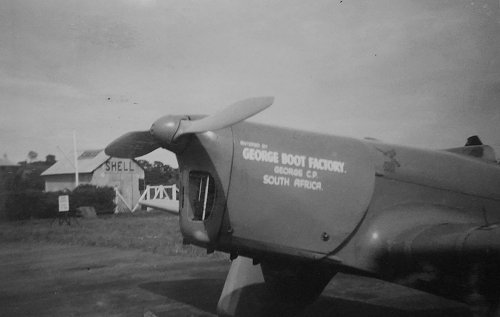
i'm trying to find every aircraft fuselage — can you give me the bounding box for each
[177,121,500,283]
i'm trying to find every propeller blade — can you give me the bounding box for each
[139,199,179,215]
[175,96,274,139]
[105,131,160,158]
[106,96,274,157]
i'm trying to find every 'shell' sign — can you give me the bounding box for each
[105,160,135,173]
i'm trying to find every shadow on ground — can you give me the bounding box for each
[140,278,472,317]
[141,279,224,315]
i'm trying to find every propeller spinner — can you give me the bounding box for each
[105,96,274,158]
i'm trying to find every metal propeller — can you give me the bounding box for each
[104,131,160,159]
[105,96,274,158]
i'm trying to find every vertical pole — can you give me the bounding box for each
[114,187,119,214]
[73,130,79,188]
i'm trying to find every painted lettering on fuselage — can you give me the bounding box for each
[240,140,347,192]
[308,157,345,173]
[293,178,322,191]
[263,175,290,186]
[242,147,279,164]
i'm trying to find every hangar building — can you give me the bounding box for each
[41,150,145,211]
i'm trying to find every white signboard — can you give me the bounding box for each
[58,195,69,212]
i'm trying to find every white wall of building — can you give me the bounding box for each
[44,158,145,210]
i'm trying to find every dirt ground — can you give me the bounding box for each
[0,241,227,317]
[0,241,472,317]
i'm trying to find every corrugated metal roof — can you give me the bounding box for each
[41,149,109,176]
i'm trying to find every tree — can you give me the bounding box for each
[137,159,178,186]
[137,159,152,170]
[27,151,38,163]
[8,154,57,191]
[45,155,56,165]
[153,161,163,169]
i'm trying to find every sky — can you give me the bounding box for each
[1,0,500,168]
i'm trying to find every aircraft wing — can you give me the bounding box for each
[139,199,179,215]
[389,222,500,262]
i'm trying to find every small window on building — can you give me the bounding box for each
[78,150,101,160]
[189,171,216,221]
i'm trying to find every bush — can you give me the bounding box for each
[5,190,44,221]
[72,185,115,215]
[5,185,116,220]
[38,191,63,218]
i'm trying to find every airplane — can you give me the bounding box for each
[105,97,500,316]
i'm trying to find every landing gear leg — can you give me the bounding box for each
[217,257,335,317]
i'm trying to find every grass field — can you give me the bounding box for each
[0,210,223,258]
